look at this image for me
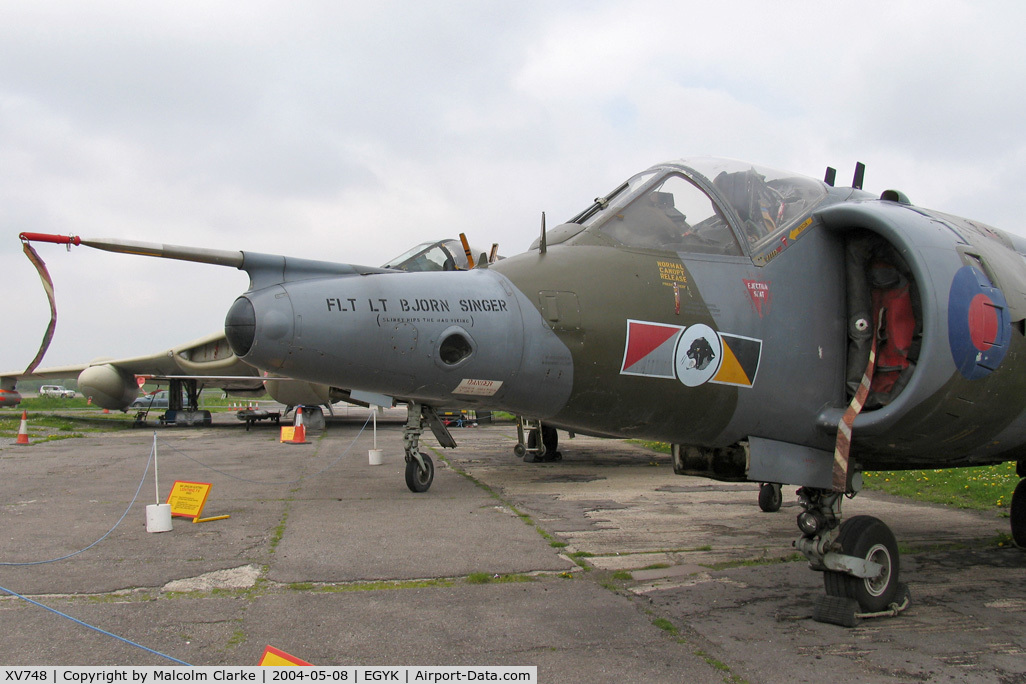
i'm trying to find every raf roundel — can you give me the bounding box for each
[967,294,999,351]
[947,265,1010,380]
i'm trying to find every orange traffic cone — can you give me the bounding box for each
[16,411,30,445]
[291,406,307,445]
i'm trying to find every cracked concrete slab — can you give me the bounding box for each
[162,564,262,593]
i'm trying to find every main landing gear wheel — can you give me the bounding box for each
[758,483,782,513]
[405,453,434,493]
[525,426,561,463]
[1011,479,1026,547]
[824,515,900,613]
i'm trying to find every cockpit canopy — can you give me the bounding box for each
[382,239,472,272]
[558,158,829,257]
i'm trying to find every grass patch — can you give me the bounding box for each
[695,650,732,674]
[6,389,266,416]
[566,551,594,570]
[0,412,134,442]
[629,440,671,454]
[700,553,804,571]
[651,617,679,635]
[639,563,671,571]
[17,396,96,411]
[312,579,456,592]
[269,500,291,553]
[466,573,533,585]
[225,627,247,650]
[863,462,1019,512]
[993,533,1016,548]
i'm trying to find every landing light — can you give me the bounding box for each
[798,510,826,537]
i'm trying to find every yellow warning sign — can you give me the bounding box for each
[167,481,211,518]
[259,645,311,666]
[166,481,230,524]
[280,426,296,442]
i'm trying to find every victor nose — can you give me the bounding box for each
[224,296,256,357]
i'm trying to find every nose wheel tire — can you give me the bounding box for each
[405,453,434,493]
[824,515,900,613]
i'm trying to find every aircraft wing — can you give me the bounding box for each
[3,362,94,382]
[1,331,265,409]
[3,332,260,381]
[1,329,364,411]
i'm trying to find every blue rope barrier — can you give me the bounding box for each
[0,583,191,665]
[0,443,154,567]
[0,412,373,665]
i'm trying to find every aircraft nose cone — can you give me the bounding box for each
[225,296,256,356]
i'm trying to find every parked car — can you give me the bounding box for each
[130,390,190,409]
[39,385,76,398]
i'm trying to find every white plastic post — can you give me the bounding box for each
[153,432,159,504]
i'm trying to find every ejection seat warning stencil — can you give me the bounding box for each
[621,320,762,388]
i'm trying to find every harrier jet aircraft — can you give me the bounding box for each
[21,157,1026,624]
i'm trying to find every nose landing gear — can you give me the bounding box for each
[401,402,456,493]
[405,451,435,493]
[794,486,909,626]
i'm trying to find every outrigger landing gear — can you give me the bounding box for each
[794,486,909,627]
[401,402,457,493]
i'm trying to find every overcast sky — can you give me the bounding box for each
[3,0,1026,371]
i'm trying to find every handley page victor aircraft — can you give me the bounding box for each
[20,157,1026,624]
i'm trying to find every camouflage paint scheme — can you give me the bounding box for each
[20,158,1026,618]
[225,158,1026,479]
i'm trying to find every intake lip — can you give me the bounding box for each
[224,296,256,357]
